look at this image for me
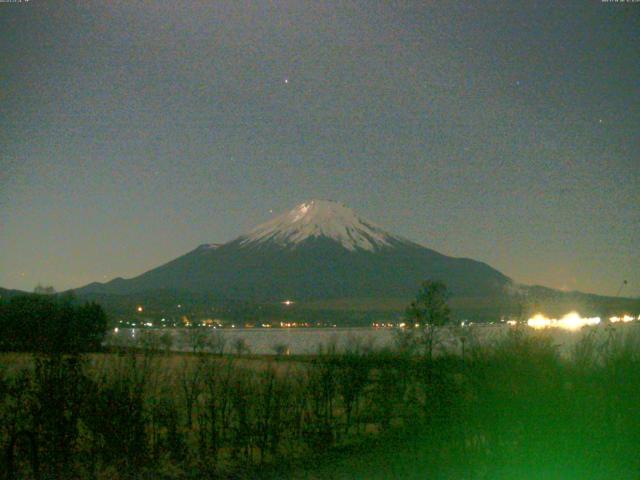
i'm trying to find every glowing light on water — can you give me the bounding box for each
[610,315,634,323]
[527,312,600,331]
[558,312,600,330]
[527,314,551,329]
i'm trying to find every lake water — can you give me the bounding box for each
[108,323,639,356]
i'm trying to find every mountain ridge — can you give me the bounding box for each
[74,200,512,302]
[68,200,639,320]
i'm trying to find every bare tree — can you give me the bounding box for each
[404,280,452,360]
[232,337,250,356]
[209,329,227,356]
[178,356,205,429]
[34,284,56,295]
[159,331,174,354]
[272,343,290,357]
[183,328,209,355]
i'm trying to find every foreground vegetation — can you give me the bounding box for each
[0,294,107,353]
[1,323,639,479]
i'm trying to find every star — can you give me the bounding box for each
[284,78,289,84]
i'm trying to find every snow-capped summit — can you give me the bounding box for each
[239,200,401,251]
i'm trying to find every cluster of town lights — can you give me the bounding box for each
[128,303,637,332]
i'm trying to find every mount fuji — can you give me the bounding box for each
[77,200,513,307]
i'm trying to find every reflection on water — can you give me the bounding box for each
[107,320,639,355]
[527,312,601,330]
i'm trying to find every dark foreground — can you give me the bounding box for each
[1,326,639,479]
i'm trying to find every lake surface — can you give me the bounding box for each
[108,322,639,356]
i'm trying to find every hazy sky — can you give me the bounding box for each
[1,1,638,297]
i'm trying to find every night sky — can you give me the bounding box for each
[1,1,638,297]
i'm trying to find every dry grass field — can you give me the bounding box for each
[1,326,639,479]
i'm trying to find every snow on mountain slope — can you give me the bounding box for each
[73,199,521,306]
[239,200,403,251]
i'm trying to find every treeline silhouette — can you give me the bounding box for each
[0,294,107,353]
[0,325,639,479]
